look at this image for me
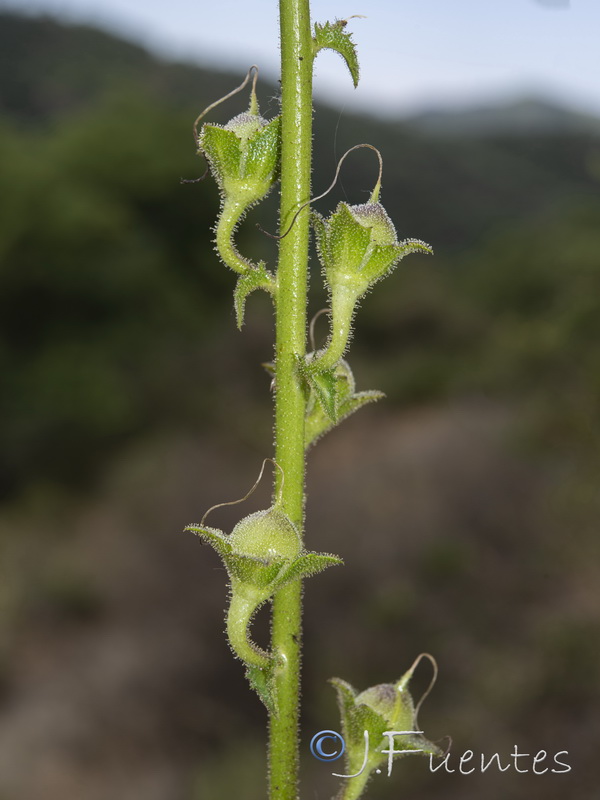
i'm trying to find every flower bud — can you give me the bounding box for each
[198,111,281,209]
[348,201,398,245]
[355,681,414,731]
[198,100,280,289]
[314,200,431,301]
[224,111,265,142]
[311,202,431,371]
[330,658,441,792]
[186,501,341,690]
[230,507,301,561]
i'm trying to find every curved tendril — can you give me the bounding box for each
[180,164,210,184]
[438,735,453,759]
[193,64,259,143]
[257,143,384,240]
[409,652,439,726]
[309,308,331,352]
[200,458,284,526]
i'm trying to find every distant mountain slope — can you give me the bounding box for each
[407,97,600,137]
[0,10,242,123]
[2,9,600,138]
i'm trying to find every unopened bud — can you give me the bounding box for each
[230,507,302,562]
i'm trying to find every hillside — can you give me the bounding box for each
[0,10,235,123]
[407,96,600,137]
[3,10,599,137]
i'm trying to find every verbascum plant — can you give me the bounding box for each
[186,6,440,799]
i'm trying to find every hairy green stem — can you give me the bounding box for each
[337,773,372,800]
[269,1,313,798]
[215,196,256,274]
[226,587,270,669]
[313,285,361,371]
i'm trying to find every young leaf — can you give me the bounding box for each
[313,20,360,88]
[234,264,276,328]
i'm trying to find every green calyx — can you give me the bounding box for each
[197,92,280,322]
[186,503,342,711]
[314,200,431,299]
[311,201,432,371]
[198,111,281,207]
[330,658,442,797]
[301,356,384,446]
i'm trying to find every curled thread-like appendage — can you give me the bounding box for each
[258,143,383,241]
[193,65,259,145]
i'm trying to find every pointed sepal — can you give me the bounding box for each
[246,661,277,716]
[226,554,288,587]
[242,115,281,189]
[198,124,242,192]
[198,115,280,203]
[277,552,343,585]
[306,390,384,448]
[299,359,339,422]
[330,677,390,779]
[185,523,233,559]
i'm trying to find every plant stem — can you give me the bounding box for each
[215,196,255,274]
[336,749,380,800]
[269,1,313,799]
[227,586,270,668]
[312,285,360,371]
[337,772,372,800]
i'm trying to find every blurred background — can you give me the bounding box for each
[0,1,599,798]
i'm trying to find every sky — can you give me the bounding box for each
[5,0,600,118]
